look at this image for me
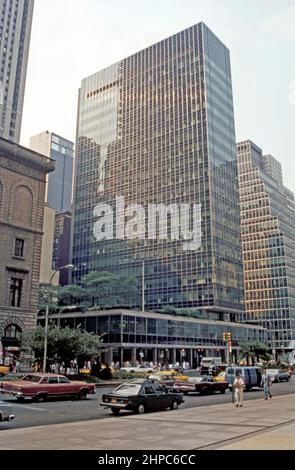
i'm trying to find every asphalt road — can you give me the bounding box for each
[1,377,294,430]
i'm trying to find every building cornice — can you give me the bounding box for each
[0,137,55,174]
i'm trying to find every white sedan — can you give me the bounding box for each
[120,365,154,373]
[0,401,15,422]
[266,369,289,383]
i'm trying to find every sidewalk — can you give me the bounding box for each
[0,394,294,450]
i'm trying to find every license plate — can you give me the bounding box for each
[111,399,117,404]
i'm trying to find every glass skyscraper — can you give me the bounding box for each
[0,0,34,142]
[30,131,74,213]
[72,23,243,316]
[237,140,295,359]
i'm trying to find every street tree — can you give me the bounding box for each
[239,340,271,365]
[21,323,103,369]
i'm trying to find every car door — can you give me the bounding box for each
[142,383,156,410]
[47,376,60,396]
[58,376,76,396]
[152,382,170,409]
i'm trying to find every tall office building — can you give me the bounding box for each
[237,140,295,359]
[72,23,243,317]
[0,0,34,142]
[53,211,72,285]
[30,131,74,212]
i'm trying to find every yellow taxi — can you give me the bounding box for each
[0,365,10,376]
[215,371,226,382]
[153,370,189,381]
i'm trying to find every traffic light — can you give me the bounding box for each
[222,332,232,342]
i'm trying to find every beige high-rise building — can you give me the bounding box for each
[237,140,295,361]
[0,137,54,358]
[0,0,34,142]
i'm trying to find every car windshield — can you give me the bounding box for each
[113,383,142,395]
[21,375,42,383]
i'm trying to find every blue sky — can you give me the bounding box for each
[21,0,295,191]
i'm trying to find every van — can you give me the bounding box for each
[226,366,262,391]
[200,357,222,367]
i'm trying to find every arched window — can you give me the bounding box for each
[13,185,33,226]
[4,324,22,339]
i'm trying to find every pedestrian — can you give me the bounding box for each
[234,373,245,407]
[261,369,272,400]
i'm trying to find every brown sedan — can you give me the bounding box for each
[0,373,96,402]
[174,376,228,395]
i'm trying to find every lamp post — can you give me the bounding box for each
[42,264,74,373]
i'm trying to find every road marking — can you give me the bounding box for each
[11,404,48,412]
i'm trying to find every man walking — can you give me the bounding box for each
[261,369,272,400]
[234,373,245,407]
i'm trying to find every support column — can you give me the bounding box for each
[120,348,124,367]
[189,349,193,369]
[131,347,136,364]
[153,348,157,364]
[106,347,113,364]
[172,348,176,365]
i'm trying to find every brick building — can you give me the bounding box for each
[0,137,55,358]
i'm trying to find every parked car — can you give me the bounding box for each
[0,373,25,386]
[225,367,262,391]
[266,369,289,383]
[120,365,154,374]
[0,400,15,422]
[174,376,228,395]
[100,378,184,415]
[0,373,96,402]
[215,371,226,382]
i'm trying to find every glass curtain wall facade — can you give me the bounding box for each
[72,23,243,314]
[0,0,34,142]
[237,140,295,356]
[41,309,266,365]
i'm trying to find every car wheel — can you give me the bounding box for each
[220,389,226,394]
[183,391,189,395]
[170,400,178,410]
[35,394,47,403]
[137,403,145,414]
[16,397,25,402]
[111,408,120,415]
[78,390,88,400]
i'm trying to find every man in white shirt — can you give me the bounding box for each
[234,373,245,407]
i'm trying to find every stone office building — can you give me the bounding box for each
[0,137,55,358]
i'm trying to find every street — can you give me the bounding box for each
[1,376,294,430]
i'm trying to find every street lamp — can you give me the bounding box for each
[42,264,74,373]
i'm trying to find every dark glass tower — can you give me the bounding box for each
[0,0,34,142]
[72,23,243,316]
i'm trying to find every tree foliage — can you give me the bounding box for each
[39,272,139,312]
[239,340,271,365]
[21,323,103,368]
